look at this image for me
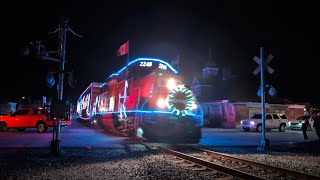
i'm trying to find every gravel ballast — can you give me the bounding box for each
[1,142,319,180]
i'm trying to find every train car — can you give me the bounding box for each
[77,58,204,143]
[76,82,102,121]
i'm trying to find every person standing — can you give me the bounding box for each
[312,112,320,141]
[301,118,309,140]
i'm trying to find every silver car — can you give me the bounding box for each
[288,115,314,130]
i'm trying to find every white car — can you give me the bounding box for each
[240,113,288,132]
[288,115,314,131]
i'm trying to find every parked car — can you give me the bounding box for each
[240,113,288,132]
[288,115,314,131]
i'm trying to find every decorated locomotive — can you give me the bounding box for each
[77,58,203,142]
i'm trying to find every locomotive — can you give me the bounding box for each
[77,58,203,142]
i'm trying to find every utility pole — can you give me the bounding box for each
[48,19,82,154]
[49,19,82,101]
[59,22,67,101]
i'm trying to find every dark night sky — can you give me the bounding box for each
[1,1,319,105]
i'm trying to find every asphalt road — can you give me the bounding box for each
[0,118,319,149]
[201,127,319,147]
[0,118,130,148]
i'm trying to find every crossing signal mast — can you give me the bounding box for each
[48,18,82,100]
[25,19,82,154]
[40,18,82,154]
[34,19,82,91]
[252,47,276,151]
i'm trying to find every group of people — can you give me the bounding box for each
[302,112,320,141]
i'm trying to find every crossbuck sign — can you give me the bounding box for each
[252,54,274,76]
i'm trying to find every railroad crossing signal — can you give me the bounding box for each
[252,54,274,76]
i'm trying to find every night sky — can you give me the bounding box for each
[1,1,318,105]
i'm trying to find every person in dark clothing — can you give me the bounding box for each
[313,112,320,141]
[301,118,309,140]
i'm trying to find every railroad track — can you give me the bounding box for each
[143,143,320,180]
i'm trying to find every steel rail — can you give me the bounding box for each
[158,145,264,180]
[196,148,320,180]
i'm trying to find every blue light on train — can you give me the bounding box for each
[100,82,106,88]
[128,58,178,74]
[108,73,120,79]
[104,58,178,82]
[95,110,198,116]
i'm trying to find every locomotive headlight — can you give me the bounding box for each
[167,78,176,90]
[157,98,167,109]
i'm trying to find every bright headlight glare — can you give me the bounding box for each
[250,121,255,125]
[167,78,176,90]
[157,99,167,109]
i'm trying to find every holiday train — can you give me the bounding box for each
[77,58,203,142]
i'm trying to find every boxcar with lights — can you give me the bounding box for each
[77,58,203,142]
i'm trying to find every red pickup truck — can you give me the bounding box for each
[0,107,71,133]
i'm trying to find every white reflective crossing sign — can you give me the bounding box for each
[252,54,274,76]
